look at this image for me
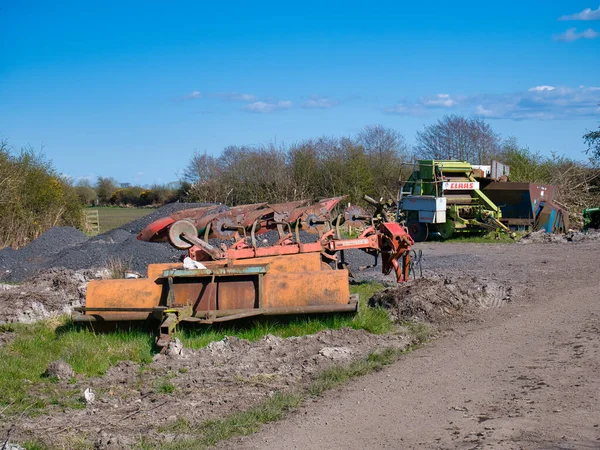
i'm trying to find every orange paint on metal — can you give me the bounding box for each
[147,263,186,279]
[232,253,321,273]
[85,279,162,320]
[218,278,257,310]
[171,282,216,310]
[262,269,350,308]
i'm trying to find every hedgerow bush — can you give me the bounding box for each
[0,141,84,249]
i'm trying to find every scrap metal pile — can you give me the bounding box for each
[74,197,414,347]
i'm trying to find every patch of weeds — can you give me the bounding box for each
[0,317,155,416]
[156,379,176,394]
[175,281,390,349]
[436,231,522,244]
[308,347,400,396]
[401,320,434,344]
[106,256,133,279]
[153,392,303,450]
[0,323,18,332]
[19,441,51,450]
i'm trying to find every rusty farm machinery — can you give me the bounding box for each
[73,197,415,347]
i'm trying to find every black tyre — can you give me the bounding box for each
[406,219,428,242]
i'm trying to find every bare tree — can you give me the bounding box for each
[357,125,410,196]
[415,115,500,164]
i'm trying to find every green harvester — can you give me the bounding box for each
[397,160,508,242]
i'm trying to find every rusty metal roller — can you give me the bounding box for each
[211,215,239,239]
[168,220,198,249]
[344,205,371,227]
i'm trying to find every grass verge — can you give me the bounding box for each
[432,231,524,244]
[0,319,154,416]
[144,331,431,450]
[0,281,389,418]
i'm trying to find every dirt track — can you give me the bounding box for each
[227,241,600,449]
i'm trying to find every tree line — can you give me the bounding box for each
[183,117,599,225]
[74,177,187,207]
[1,114,599,248]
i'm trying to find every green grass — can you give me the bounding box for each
[431,230,523,244]
[0,281,389,420]
[175,281,391,349]
[91,206,155,233]
[155,377,176,394]
[0,318,154,416]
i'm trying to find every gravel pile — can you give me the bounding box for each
[0,227,89,281]
[0,203,403,283]
[0,203,212,282]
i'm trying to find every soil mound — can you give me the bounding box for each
[567,229,600,242]
[0,268,97,324]
[519,229,600,244]
[370,276,512,324]
[519,230,567,244]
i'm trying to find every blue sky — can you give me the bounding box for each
[1,1,599,185]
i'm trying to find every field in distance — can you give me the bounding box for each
[90,207,154,233]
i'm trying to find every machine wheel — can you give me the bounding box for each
[437,220,455,240]
[406,219,428,242]
[168,220,197,249]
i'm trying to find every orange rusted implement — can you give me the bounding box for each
[75,198,414,348]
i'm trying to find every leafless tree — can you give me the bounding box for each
[415,115,500,164]
[357,125,410,196]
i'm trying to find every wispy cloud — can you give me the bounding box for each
[474,86,600,120]
[554,27,600,41]
[385,93,460,115]
[559,5,600,21]
[421,93,458,108]
[385,85,600,120]
[302,96,339,109]
[529,85,556,92]
[245,100,293,113]
[212,92,257,102]
[183,90,202,100]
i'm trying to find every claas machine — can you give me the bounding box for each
[397,160,509,242]
[396,160,569,241]
[73,197,414,348]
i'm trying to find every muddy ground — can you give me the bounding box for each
[228,240,600,450]
[0,238,599,449]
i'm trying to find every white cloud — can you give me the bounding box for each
[385,85,600,120]
[473,85,600,120]
[384,94,460,116]
[554,27,600,41]
[213,92,257,102]
[302,96,339,109]
[421,93,457,107]
[245,100,292,113]
[476,105,494,117]
[529,85,556,92]
[559,5,600,21]
[184,90,202,100]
